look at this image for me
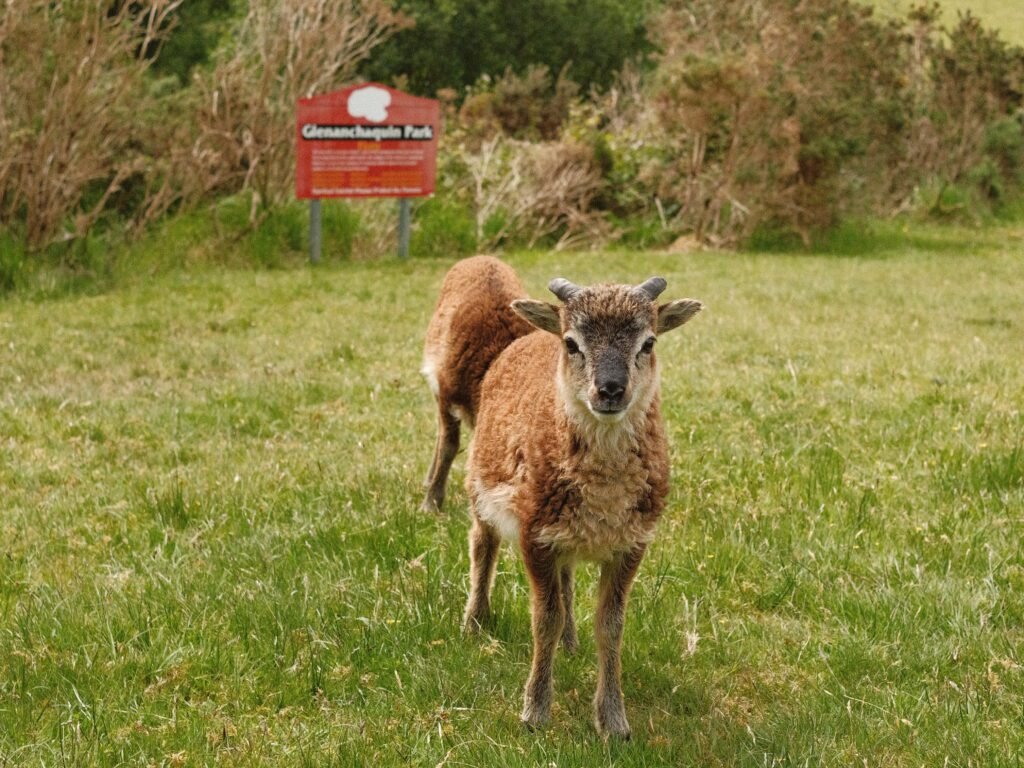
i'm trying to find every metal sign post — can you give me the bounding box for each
[397,199,411,259]
[309,198,322,264]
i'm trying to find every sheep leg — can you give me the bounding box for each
[422,416,441,486]
[559,562,578,653]
[593,546,645,739]
[521,546,565,729]
[463,516,501,632]
[421,404,460,511]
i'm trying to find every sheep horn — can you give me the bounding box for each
[634,277,667,301]
[548,278,581,302]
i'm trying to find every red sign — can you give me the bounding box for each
[296,83,440,199]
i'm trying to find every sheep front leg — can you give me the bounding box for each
[594,546,645,739]
[521,544,565,729]
[463,516,501,632]
[560,562,578,653]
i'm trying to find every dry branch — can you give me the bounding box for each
[189,0,411,220]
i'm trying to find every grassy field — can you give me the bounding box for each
[872,0,1024,44]
[1,221,1023,766]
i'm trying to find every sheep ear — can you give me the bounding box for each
[657,299,703,333]
[512,300,561,335]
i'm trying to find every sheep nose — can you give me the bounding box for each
[597,378,626,400]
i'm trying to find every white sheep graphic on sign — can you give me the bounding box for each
[348,86,391,123]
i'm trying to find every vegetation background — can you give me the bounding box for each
[0,0,1022,286]
[1,1,1023,765]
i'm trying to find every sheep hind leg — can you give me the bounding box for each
[421,404,460,512]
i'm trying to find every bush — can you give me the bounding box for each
[0,234,27,293]
[151,0,235,86]
[982,117,1024,198]
[900,8,1024,213]
[411,198,477,258]
[188,0,411,220]
[0,0,182,249]
[459,66,579,141]
[442,130,610,251]
[614,0,1024,245]
[647,0,910,245]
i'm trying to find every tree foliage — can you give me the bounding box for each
[362,0,652,96]
[150,0,235,86]
[647,0,912,243]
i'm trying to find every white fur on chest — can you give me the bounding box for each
[474,480,520,541]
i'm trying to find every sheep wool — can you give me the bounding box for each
[422,256,703,738]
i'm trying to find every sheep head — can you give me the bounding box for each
[512,278,703,423]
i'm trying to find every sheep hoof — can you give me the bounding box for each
[595,699,631,740]
[462,611,489,635]
[520,707,550,732]
[560,632,578,655]
[420,493,443,513]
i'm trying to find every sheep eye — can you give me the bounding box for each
[641,337,656,354]
[564,337,581,355]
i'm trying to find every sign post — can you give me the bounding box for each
[296,84,440,262]
[397,199,411,259]
[309,199,322,264]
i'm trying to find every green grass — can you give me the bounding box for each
[0,195,477,302]
[1,220,1023,766]
[872,0,1024,44]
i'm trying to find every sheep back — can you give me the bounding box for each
[422,255,534,426]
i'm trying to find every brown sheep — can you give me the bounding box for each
[462,274,703,738]
[420,256,534,511]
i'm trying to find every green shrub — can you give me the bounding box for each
[0,234,27,293]
[649,0,910,245]
[0,1,182,249]
[981,116,1024,201]
[905,11,1024,217]
[151,0,235,86]
[411,198,477,258]
[459,66,579,141]
[928,182,982,223]
[321,203,361,260]
[250,209,306,268]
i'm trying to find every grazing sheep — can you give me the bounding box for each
[463,274,703,738]
[420,256,534,511]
